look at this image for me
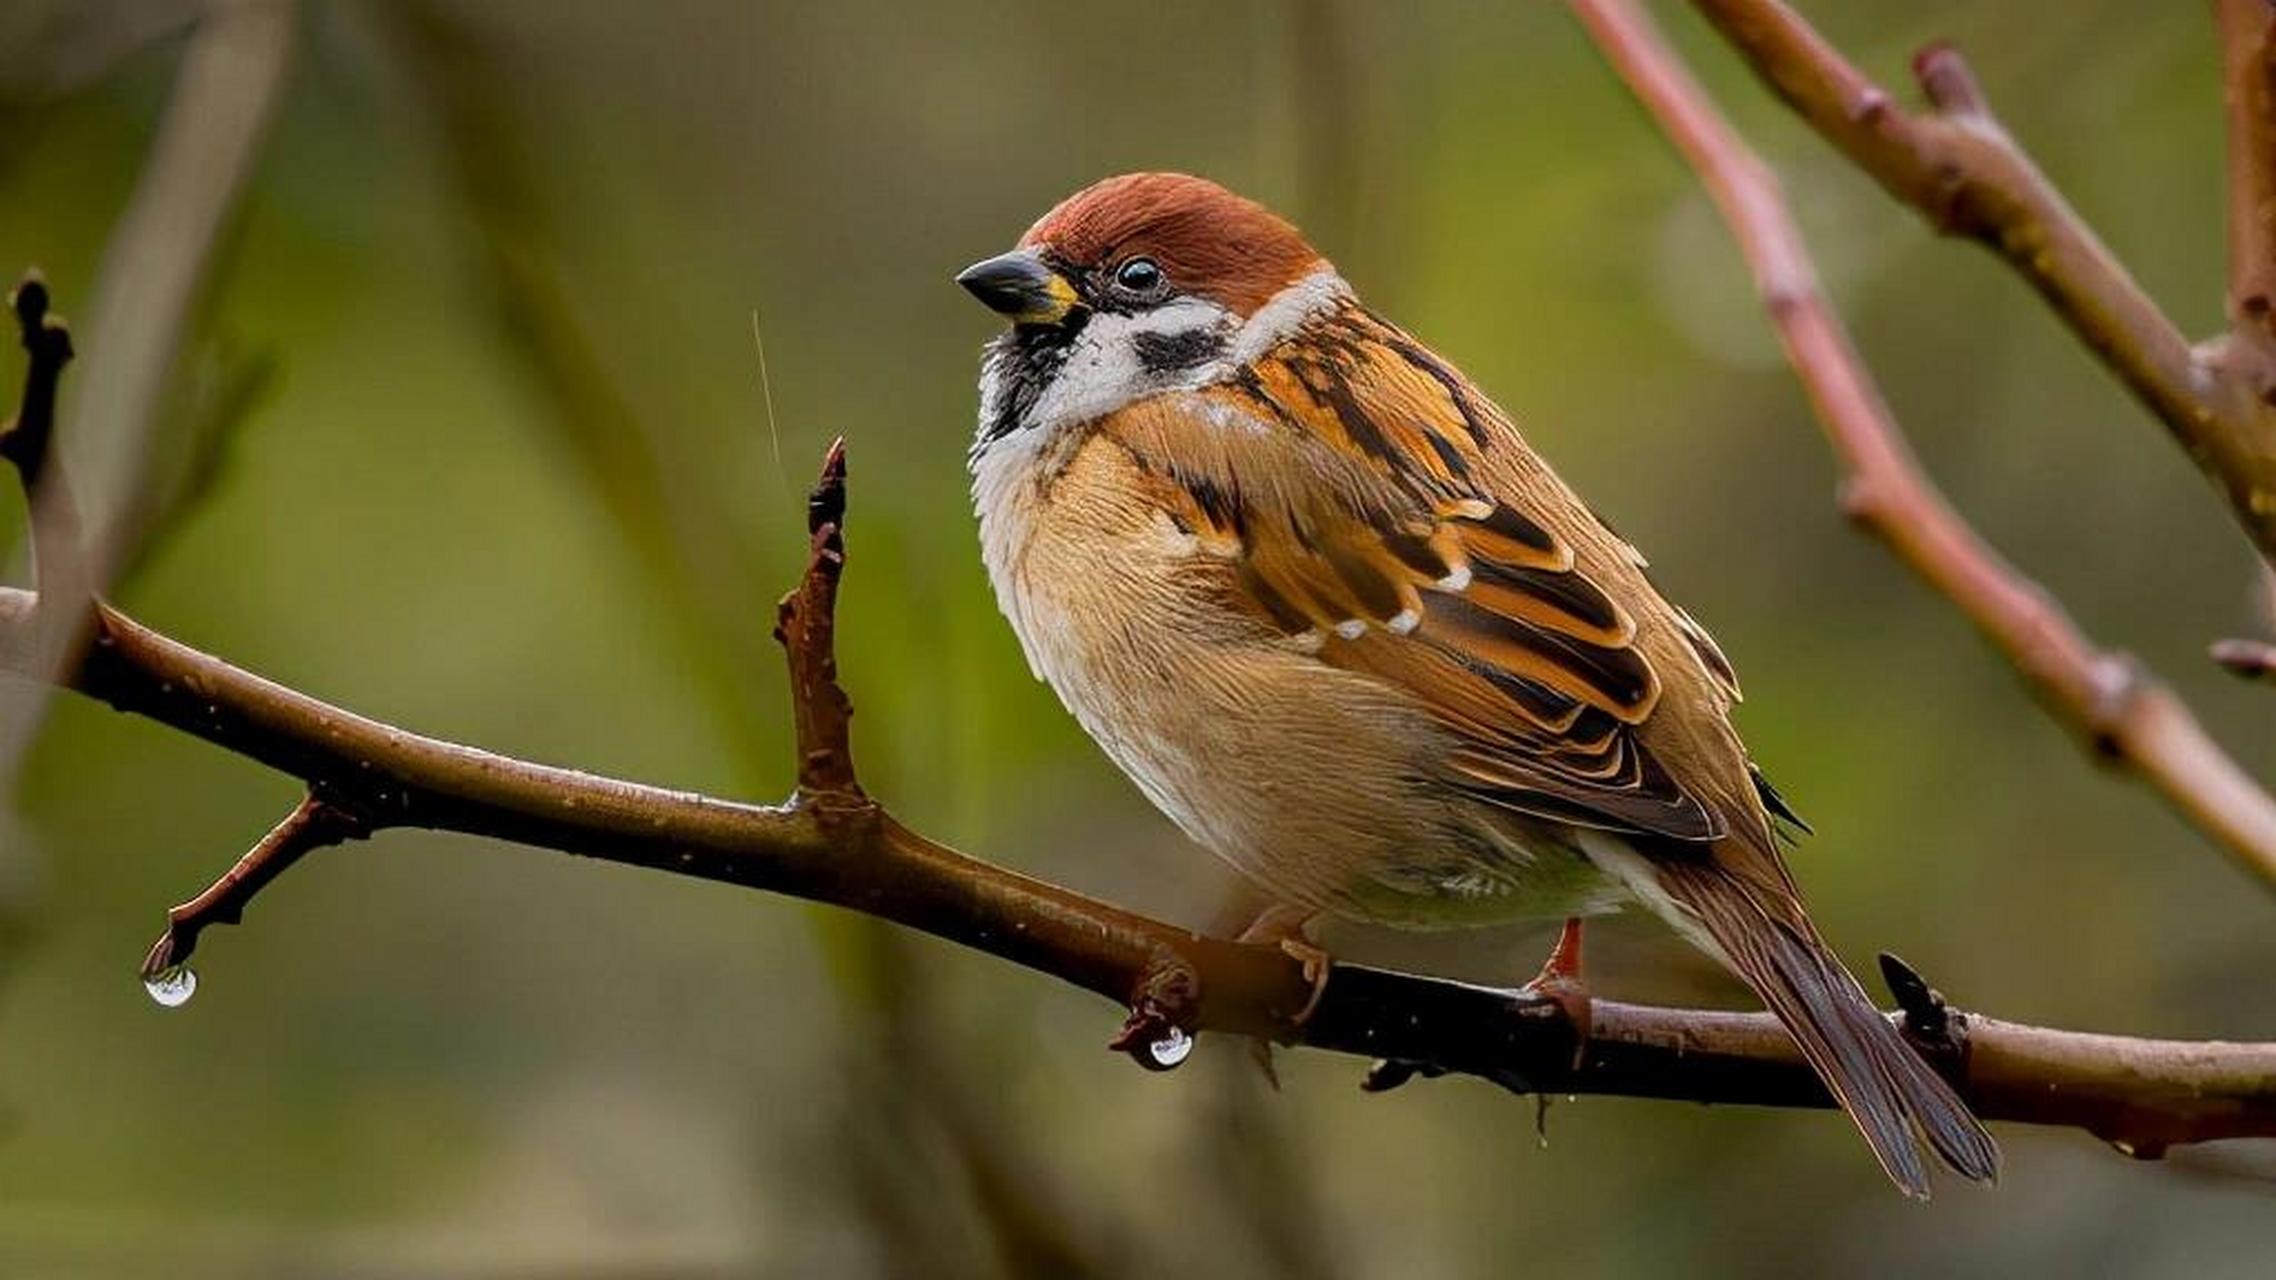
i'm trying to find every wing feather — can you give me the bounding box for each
[1100,305,1763,845]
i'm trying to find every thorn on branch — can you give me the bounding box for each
[140,792,369,986]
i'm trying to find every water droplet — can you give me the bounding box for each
[1146,1025,1193,1069]
[144,965,197,1008]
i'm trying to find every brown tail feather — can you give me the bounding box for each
[1653,861,2000,1197]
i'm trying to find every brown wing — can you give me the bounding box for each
[1102,305,1765,847]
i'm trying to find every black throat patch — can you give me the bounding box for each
[976,316,1085,445]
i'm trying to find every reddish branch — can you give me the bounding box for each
[2222,0,2276,355]
[1569,0,2276,889]
[1686,0,2276,565]
[3,280,2275,1155]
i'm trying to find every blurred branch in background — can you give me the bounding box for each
[0,0,293,823]
[1569,0,2276,889]
[108,335,275,585]
[1683,0,2276,569]
[2220,0,2276,363]
[52,0,291,590]
[5,300,2275,1159]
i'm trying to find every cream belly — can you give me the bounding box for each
[975,431,1625,927]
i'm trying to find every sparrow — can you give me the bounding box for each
[957,172,1998,1196]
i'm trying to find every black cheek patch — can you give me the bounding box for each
[1132,327,1229,375]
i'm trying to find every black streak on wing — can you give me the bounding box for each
[1474,663,1584,725]
[1182,474,1248,538]
[1324,543,1408,620]
[1380,325,1493,449]
[1291,352,1402,467]
[1241,565,1317,634]
[1470,560,1623,632]
[1455,503,1558,556]
[1431,593,1654,712]
[1383,531,1451,580]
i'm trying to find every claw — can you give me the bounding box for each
[1232,903,1331,1027]
[1278,936,1332,1026]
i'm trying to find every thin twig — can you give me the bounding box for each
[1688,0,2276,564]
[1571,0,2276,891]
[140,791,368,980]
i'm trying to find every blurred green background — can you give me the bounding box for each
[2,0,2273,1275]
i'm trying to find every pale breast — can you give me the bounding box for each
[972,425,1616,923]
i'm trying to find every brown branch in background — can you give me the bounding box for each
[1686,0,2276,564]
[2222,0,2276,356]
[0,0,294,819]
[3,293,2274,1153]
[60,0,294,579]
[1569,0,2276,890]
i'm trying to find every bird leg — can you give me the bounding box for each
[1519,916,1592,1058]
[1223,901,1330,1090]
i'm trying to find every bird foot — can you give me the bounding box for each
[1277,937,1333,1026]
[1517,917,1592,1062]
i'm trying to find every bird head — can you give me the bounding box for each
[960,174,1347,449]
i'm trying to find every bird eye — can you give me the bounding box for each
[1114,256,1164,295]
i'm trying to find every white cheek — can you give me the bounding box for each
[1026,299,1232,432]
[970,267,1351,458]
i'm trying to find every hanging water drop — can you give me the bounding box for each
[1146,1025,1193,1069]
[144,964,197,1008]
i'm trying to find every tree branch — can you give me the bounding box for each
[1571,0,2276,890]
[2223,0,2276,355]
[2,278,2273,1154]
[1687,0,2276,564]
[0,565,2271,1149]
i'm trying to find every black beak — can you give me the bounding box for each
[955,250,1076,325]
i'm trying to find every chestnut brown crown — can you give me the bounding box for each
[1019,173,1327,316]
